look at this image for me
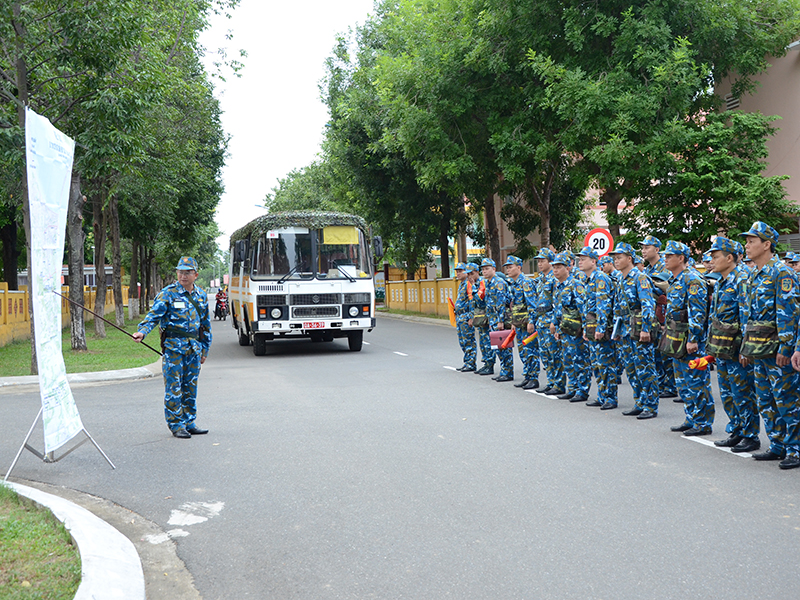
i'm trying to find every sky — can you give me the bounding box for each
[199,0,376,250]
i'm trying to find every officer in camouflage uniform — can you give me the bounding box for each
[640,234,679,400]
[600,255,625,384]
[662,241,715,436]
[533,248,565,394]
[610,242,659,419]
[551,252,591,402]
[706,238,760,453]
[503,255,540,390]
[480,258,514,382]
[454,263,477,372]
[133,257,212,439]
[578,246,618,409]
[472,263,495,376]
[740,222,800,469]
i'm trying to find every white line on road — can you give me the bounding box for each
[394,352,408,356]
[363,342,370,345]
[443,366,458,371]
[683,435,752,458]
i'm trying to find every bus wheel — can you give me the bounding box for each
[238,328,250,346]
[347,330,363,352]
[253,334,267,356]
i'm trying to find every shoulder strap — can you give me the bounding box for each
[185,291,205,318]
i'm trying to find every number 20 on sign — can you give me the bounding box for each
[583,228,614,257]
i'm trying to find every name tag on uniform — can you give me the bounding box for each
[174,301,187,309]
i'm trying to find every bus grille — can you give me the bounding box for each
[292,306,340,319]
[344,293,371,303]
[290,293,342,305]
[257,295,286,307]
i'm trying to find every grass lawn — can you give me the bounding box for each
[0,317,158,378]
[0,484,81,599]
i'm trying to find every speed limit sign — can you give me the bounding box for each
[584,228,614,257]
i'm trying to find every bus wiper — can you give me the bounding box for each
[335,262,356,282]
[277,265,299,284]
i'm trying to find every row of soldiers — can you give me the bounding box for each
[453,220,800,470]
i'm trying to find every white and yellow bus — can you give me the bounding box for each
[228,211,380,355]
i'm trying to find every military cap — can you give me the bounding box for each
[504,255,523,267]
[733,241,744,256]
[739,221,779,244]
[480,258,496,268]
[551,251,570,266]
[534,248,555,261]
[638,235,662,249]
[743,256,753,263]
[465,263,479,273]
[566,250,576,261]
[709,237,739,256]
[663,240,690,257]
[176,256,198,271]
[633,254,643,264]
[577,246,599,260]
[688,257,696,267]
[702,251,712,262]
[598,255,613,267]
[704,271,722,283]
[651,271,671,282]
[609,242,636,256]
[455,262,468,271]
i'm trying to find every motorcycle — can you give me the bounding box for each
[214,296,228,321]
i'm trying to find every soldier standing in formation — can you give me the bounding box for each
[504,256,540,390]
[533,249,565,395]
[453,263,477,372]
[480,258,514,382]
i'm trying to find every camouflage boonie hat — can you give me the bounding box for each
[638,235,662,249]
[551,251,570,266]
[709,237,739,256]
[480,258,496,268]
[503,255,523,267]
[663,240,690,257]
[609,242,636,256]
[455,262,468,271]
[534,248,555,261]
[577,246,599,260]
[176,256,198,271]
[739,221,779,244]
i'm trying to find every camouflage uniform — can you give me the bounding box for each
[663,241,714,433]
[611,243,660,415]
[505,256,539,383]
[708,241,758,442]
[534,249,564,392]
[553,253,591,398]
[454,263,477,371]
[483,261,514,378]
[741,222,800,464]
[137,260,212,433]
[580,247,618,408]
[473,274,494,372]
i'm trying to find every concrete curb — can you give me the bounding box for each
[7,482,146,600]
[0,358,162,390]
[376,310,452,328]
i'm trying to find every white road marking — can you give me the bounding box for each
[683,436,752,458]
[363,341,370,345]
[144,529,190,545]
[443,366,458,371]
[167,501,225,527]
[394,352,408,356]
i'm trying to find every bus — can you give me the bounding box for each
[228,211,381,355]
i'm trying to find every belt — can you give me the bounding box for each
[163,327,199,340]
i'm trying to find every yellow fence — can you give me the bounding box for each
[0,283,129,347]
[385,278,459,317]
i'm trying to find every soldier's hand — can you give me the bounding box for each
[549,323,556,335]
[792,351,800,372]
[554,332,560,341]
[739,355,750,368]
[594,330,604,341]
[498,323,505,331]
[640,331,651,343]
[686,341,698,355]
[776,352,791,368]
[468,319,473,327]
[527,323,535,334]
[132,332,144,343]
[200,356,206,365]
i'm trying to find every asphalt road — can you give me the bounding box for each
[1,314,799,599]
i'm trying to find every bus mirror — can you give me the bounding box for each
[372,236,383,259]
[234,239,249,262]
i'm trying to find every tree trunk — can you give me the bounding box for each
[601,187,623,241]
[92,190,107,337]
[457,201,467,263]
[107,195,124,327]
[129,238,140,320]
[67,173,87,351]
[144,246,152,310]
[484,193,500,262]
[0,205,20,289]
[439,203,451,279]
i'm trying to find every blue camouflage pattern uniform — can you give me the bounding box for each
[641,236,679,398]
[611,243,660,414]
[740,222,800,461]
[505,256,539,383]
[483,260,514,378]
[137,258,212,433]
[707,241,758,441]
[663,241,714,432]
[552,253,591,397]
[579,247,618,407]
[454,263,477,370]
[534,249,565,392]
[601,256,626,382]
[473,272,494,371]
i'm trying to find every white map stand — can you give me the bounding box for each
[3,407,115,484]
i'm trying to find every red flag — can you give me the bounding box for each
[688,355,715,370]
[447,297,457,327]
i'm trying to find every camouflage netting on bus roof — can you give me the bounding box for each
[230,211,368,244]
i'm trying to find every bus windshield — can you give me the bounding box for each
[250,225,371,280]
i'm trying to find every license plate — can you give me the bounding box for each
[303,321,325,329]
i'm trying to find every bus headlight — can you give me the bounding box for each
[348,306,359,317]
[271,308,282,319]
